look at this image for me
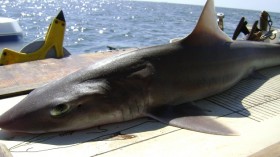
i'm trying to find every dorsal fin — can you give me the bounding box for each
[182,0,232,46]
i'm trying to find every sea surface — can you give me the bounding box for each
[1,0,280,54]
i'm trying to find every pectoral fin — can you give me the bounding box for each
[146,103,237,136]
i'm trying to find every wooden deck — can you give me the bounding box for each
[0,48,137,98]
[0,50,280,157]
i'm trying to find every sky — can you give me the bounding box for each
[135,0,280,13]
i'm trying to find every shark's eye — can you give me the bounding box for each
[50,104,70,117]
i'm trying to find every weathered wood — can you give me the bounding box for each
[1,66,280,157]
[0,48,137,99]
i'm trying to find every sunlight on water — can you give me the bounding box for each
[0,0,280,54]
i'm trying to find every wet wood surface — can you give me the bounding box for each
[1,65,280,157]
[0,48,137,98]
[0,49,280,157]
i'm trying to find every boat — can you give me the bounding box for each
[170,11,280,44]
[0,17,23,42]
[0,43,280,157]
[0,5,279,157]
[232,11,280,44]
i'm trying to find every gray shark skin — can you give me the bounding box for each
[0,0,280,135]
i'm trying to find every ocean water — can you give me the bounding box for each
[1,0,280,54]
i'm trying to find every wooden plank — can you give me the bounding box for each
[0,48,137,98]
[1,50,280,156]
[1,66,280,157]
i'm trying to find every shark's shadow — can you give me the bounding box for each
[0,66,280,153]
[206,65,280,121]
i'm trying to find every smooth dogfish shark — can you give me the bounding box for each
[0,0,280,137]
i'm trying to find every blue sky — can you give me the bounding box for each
[135,0,280,13]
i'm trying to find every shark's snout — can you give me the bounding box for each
[0,114,9,130]
[0,111,20,132]
[0,110,48,133]
[0,103,47,133]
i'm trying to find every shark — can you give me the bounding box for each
[0,0,280,135]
